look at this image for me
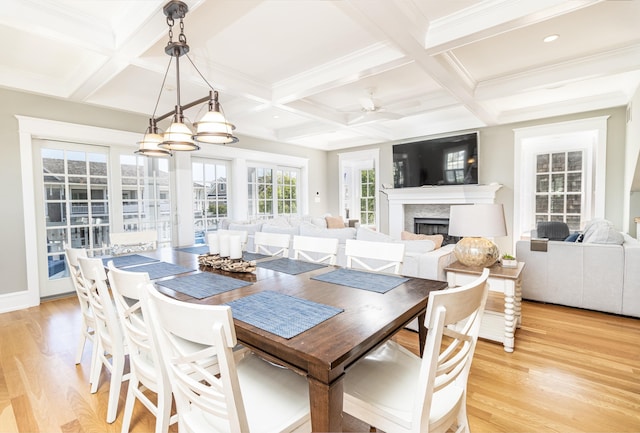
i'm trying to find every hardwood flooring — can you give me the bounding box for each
[0,296,638,432]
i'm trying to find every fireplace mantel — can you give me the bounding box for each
[382,184,502,238]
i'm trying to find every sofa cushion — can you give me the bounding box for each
[400,231,444,249]
[299,222,355,244]
[356,226,393,243]
[261,224,299,236]
[325,215,345,229]
[581,218,624,244]
[536,221,570,241]
[228,222,262,235]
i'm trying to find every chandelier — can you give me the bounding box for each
[136,0,238,156]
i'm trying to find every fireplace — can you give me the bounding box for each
[414,217,460,245]
[383,184,502,239]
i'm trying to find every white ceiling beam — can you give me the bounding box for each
[343,0,498,126]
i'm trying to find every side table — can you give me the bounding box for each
[444,260,524,352]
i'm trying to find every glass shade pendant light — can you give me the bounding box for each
[135,119,171,156]
[194,91,239,144]
[135,0,237,156]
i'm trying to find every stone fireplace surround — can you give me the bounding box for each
[383,184,502,239]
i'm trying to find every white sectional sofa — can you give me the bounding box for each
[515,219,640,318]
[221,216,455,282]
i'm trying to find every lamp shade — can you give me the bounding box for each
[448,204,507,238]
[449,204,507,268]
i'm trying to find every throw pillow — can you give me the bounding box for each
[400,231,443,249]
[536,221,570,241]
[581,218,624,244]
[325,215,345,229]
[299,222,356,244]
[564,232,582,242]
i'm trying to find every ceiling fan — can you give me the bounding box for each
[348,88,404,125]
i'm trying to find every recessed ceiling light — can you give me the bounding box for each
[543,34,559,43]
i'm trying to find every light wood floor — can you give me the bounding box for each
[0,296,638,432]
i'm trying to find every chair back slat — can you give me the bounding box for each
[254,231,291,257]
[293,235,339,265]
[345,239,405,274]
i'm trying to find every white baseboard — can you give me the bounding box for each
[0,290,40,314]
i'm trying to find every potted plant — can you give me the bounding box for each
[501,253,517,268]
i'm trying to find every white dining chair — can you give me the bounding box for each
[77,256,129,424]
[343,268,490,433]
[292,235,339,265]
[106,262,177,433]
[110,229,158,256]
[64,246,99,384]
[344,239,405,274]
[141,283,312,433]
[254,231,291,257]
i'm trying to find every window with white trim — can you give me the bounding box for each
[247,165,300,219]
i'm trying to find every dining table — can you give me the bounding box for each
[107,246,448,432]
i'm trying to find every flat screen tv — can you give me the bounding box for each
[392,132,478,188]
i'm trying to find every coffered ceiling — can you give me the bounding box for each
[2,0,639,151]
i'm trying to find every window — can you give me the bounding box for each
[248,165,299,219]
[534,151,583,231]
[514,117,607,241]
[119,155,172,246]
[360,169,375,225]
[193,159,229,242]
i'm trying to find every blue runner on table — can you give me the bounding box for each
[102,254,159,268]
[156,272,251,299]
[257,258,326,275]
[176,245,210,255]
[226,291,343,339]
[124,262,196,280]
[243,252,270,261]
[311,268,409,294]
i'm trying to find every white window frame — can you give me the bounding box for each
[514,116,608,244]
[246,163,301,220]
[338,149,380,230]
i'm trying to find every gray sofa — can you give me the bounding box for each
[515,230,640,318]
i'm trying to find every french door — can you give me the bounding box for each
[35,140,111,297]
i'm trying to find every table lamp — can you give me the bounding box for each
[448,203,507,268]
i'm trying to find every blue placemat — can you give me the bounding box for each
[124,262,196,280]
[226,291,343,339]
[243,252,270,261]
[103,254,159,268]
[177,245,210,255]
[311,268,409,294]
[156,272,251,299]
[257,258,326,275]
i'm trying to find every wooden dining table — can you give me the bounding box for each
[129,247,448,432]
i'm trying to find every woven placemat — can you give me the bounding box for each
[176,245,210,255]
[102,254,159,268]
[124,262,196,280]
[156,272,251,299]
[312,268,409,294]
[226,291,343,339]
[257,258,326,275]
[243,252,270,261]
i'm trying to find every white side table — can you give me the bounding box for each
[445,261,524,352]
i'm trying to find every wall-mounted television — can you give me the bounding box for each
[392,132,479,188]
